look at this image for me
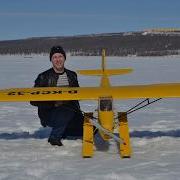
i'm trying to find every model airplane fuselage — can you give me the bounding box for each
[78,49,133,157]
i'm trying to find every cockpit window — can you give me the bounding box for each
[99,98,113,111]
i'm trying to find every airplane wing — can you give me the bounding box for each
[111,83,180,99]
[0,87,101,102]
[0,83,180,102]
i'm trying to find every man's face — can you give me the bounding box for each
[51,53,65,72]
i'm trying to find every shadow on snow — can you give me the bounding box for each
[1,128,180,140]
[0,127,51,140]
[130,129,180,138]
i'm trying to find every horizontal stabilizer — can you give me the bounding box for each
[77,68,133,76]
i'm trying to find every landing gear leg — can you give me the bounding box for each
[82,112,94,158]
[118,112,132,158]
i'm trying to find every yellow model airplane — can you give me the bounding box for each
[0,49,180,158]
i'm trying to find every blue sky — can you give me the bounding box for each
[0,0,180,40]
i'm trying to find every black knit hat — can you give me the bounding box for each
[49,46,66,61]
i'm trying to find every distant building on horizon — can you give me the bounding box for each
[144,28,180,35]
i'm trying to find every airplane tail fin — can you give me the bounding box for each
[77,49,133,76]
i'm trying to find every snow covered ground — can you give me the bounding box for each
[0,54,180,180]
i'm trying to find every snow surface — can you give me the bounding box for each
[0,55,180,180]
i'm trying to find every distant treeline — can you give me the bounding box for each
[0,32,180,56]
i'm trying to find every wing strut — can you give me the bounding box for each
[126,98,162,115]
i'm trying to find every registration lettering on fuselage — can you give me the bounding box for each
[7,90,78,96]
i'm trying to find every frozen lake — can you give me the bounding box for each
[0,54,180,180]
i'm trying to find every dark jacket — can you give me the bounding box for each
[30,68,80,109]
[30,68,82,127]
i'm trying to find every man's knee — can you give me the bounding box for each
[38,107,52,127]
[64,112,84,136]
